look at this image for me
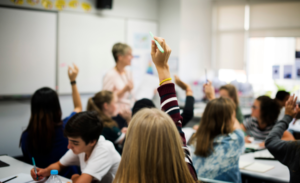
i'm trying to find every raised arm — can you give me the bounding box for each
[174,75,195,126]
[68,64,82,113]
[151,37,197,181]
[265,95,299,164]
[203,80,215,101]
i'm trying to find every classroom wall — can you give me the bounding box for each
[179,0,212,81]
[158,0,180,58]
[0,0,159,157]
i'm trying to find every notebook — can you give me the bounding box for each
[254,150,275,160]
[240,162,274,173]
[0,173,70,183]
[239,161,253,169]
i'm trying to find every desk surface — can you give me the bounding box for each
[239,150,289,182]
[0,156,71,182]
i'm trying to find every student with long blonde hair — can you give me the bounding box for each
[87,91,127,153]
[113,37,197,183]
[191,97,244,182]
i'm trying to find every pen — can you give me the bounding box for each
[2,176,17,183]
[205,69,208,83]
[149,31,164,53]
[32,157,38,180]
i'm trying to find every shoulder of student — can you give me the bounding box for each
[92,136,121,162]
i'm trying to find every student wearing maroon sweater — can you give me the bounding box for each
[113,37,197,183]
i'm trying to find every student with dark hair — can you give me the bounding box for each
[132,98,156,116]
[30,111,121,183]
[191,98,244,182]
[242,95,294,147]
[87,91,127,153]
[266,95,300,183]
[275,90,290,120]
[103,43,134,129]
[20,64,81,174]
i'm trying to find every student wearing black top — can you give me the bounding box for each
[174,75,194,126]
[20,64,81,177]
[266,94,300,183]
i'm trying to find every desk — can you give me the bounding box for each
[239,150,289,183]
[0,155,71,182]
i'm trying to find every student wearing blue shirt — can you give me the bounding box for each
[190,96,244,182]
[20,64,82,176]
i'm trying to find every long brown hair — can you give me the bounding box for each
[113,108,195,183]
[20,87,62,154]
[87,91,118,128]
[220,84,239,107]
[191,97,235,157]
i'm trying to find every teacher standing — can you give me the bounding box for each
[103,43,134,129]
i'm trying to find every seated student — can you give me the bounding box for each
[204,81,243,123]
[20,64,81,176]
[266,95,300,183]
[275,90,290,120]
[113,37,197,182]
[30,111,121,183]
[242,95,294,147]
[86,91,127,154]
[190,97,244,182]
[174,75,195,126]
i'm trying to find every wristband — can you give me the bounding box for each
[70,81,76,85]
[159,78,172,86]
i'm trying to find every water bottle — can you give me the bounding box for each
[45,170,62,183]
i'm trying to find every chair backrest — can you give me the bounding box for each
[198,177,233,183]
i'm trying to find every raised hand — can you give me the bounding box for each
[151,37,171,70]
[285,94,299,118]
[68,63,79,82]
[203,80,215,101]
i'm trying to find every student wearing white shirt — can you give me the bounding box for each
[30,112,121,183]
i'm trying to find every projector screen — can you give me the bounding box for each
[0,7,57,96]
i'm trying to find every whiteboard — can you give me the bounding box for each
[0,7,57,95]
[126,19,158,95]
[58,12,125,94]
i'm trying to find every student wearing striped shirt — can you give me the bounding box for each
[241,96,294,147]
[113,37,197,183]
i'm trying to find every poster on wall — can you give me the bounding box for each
[283,65,293,79]
[272,65,280,79]
[295,59,300,79]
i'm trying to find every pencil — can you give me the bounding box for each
[2,176,17,183]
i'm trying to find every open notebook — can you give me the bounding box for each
[239,161,274,173]
[0,173,70,183]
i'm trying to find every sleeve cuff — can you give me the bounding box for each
[157,83,175,97]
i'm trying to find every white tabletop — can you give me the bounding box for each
[239,150,289,182]
[0,155,71,182]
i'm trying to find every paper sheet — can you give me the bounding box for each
[239,161,254,169]
[0,173,70,183]
[254,151,275,159]
[134,74,158,100]
[244,162,274,173]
